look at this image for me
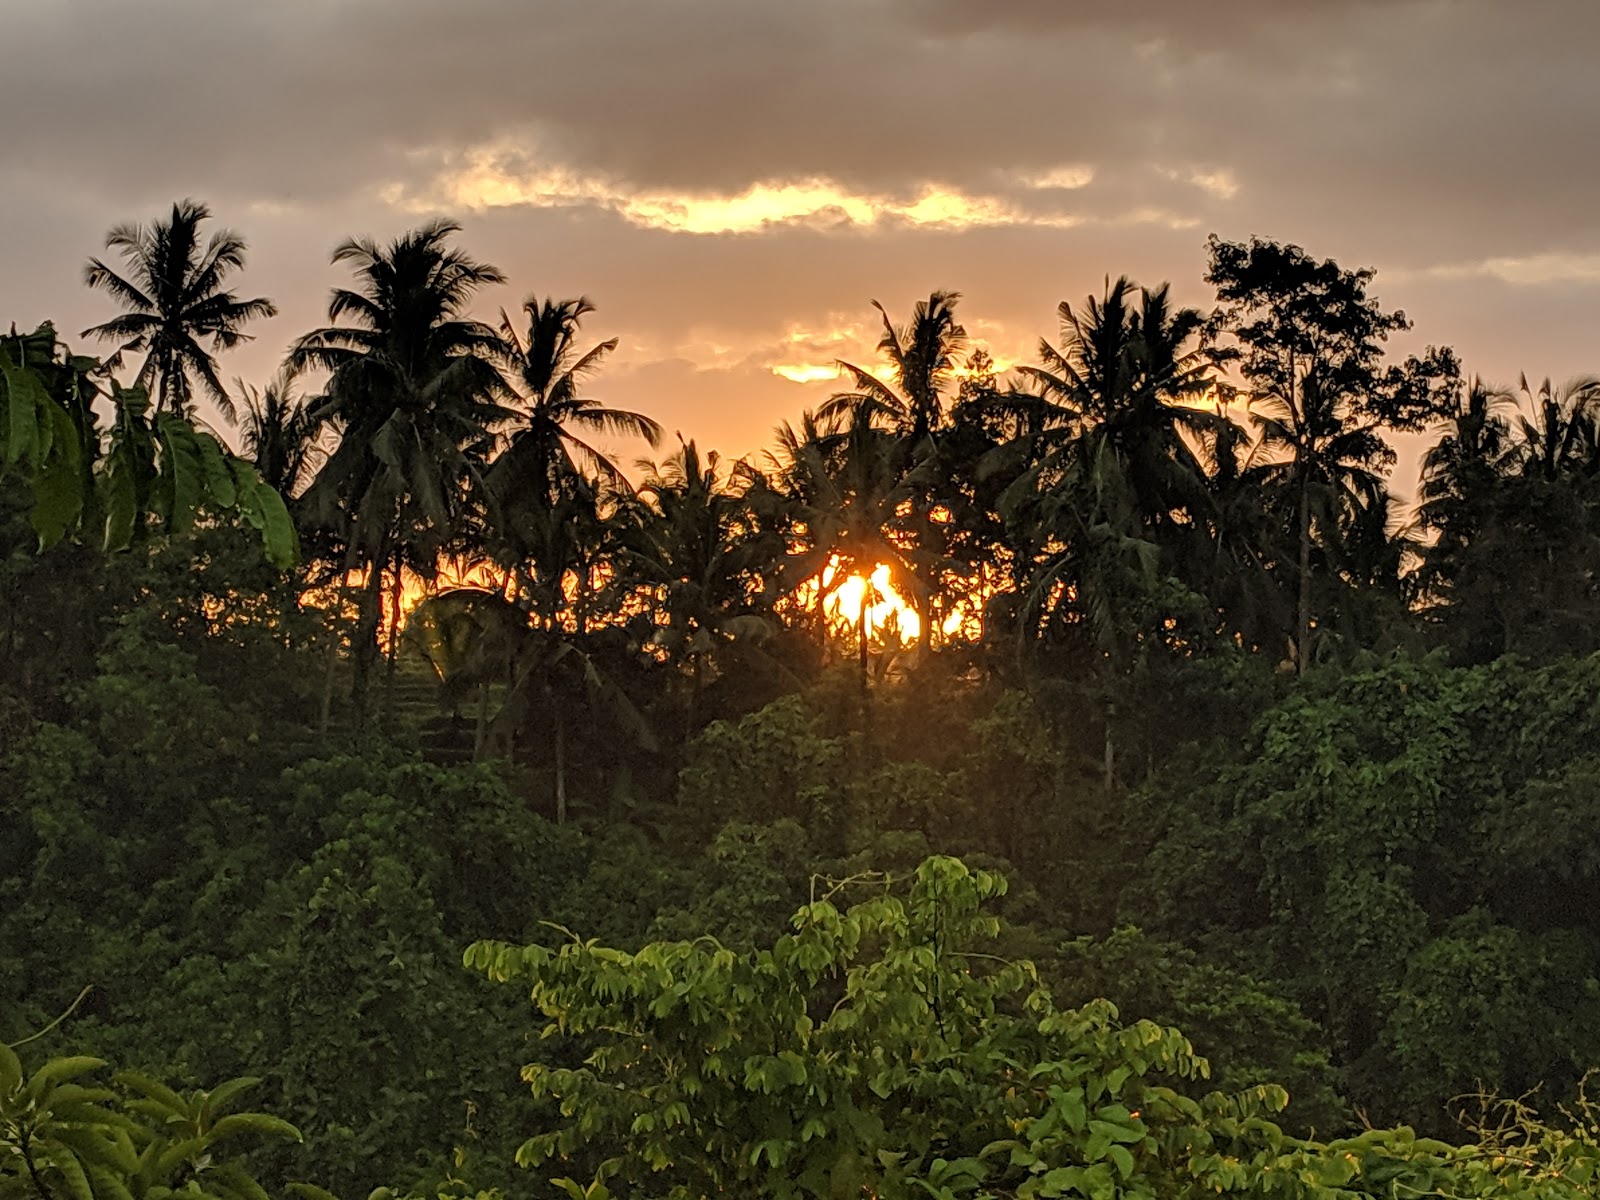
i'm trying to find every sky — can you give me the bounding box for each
[6,0,1600,487]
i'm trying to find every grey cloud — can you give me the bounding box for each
[6,0,1600,467]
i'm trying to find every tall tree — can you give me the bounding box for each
[817,292,970,655]
[1417,375,1600,661]
[491,296,662,500]
[83,200,276,417]
[291,220,510,726]
[235,364,323,498]
[487,295,661,618]
[621,440,784,727]
[821,290,966,444]
[767,407,912,680]
[1017,277,1217,542]
[1504,374,1600,482]
[1205,235,1457,672]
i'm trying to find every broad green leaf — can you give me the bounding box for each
[155,415,205,531]
[116,1072,189,1119]
[198,1077,261,1126]
[48,1146,97,1200]
[28,1057,107,1104]
[100,449,139,552]
[30,400,86,547]
[0,349,50,466]
[195,432,237,509]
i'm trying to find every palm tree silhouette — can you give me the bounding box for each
[83,199,276,417]
[235,364,323,498]
[492,296,662,499]
[821,290,966,443]
[291,219,511,727]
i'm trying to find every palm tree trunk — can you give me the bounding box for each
[915,583,932,659]
[553,700,568,825]
[319,535,365,732]
[351,549,388,730]
[473,680,490,761]
[858,601,869,691]
[1297,473,1313,675]
[575,559,589,638]
[381,553,403,731]
[1103,700,1116,795]
[688,651,703,737]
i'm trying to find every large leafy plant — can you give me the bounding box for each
[0,323,295,567]
[470,855,1600,1199]
[0,1042,306,1200]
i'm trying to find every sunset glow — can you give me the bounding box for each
[826,562,920,643]
[385,141,1085,235]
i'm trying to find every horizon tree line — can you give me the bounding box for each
[70,198,1600,765]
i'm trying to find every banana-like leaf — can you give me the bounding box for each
[196,433,237,510]
[30,401,86,548]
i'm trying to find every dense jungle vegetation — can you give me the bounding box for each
[4,201,1600,1198]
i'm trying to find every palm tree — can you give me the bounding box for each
[1179,415,1291,653]
[1413,379,1514,614]
[820,291,966,443]
[996,278,1220,789]
[290,220,511,728]
[1503,375,1600,481]
[482,295,661,643]
[621,440,784,725]
[83,200,276,417]
[1411,376,1600,663]
[815,292,970,655]
[492,296,663,499]
[1249,369,1392,671]
[1016,277,1216,539]
[767,405,915,682]
[235,364,323,498]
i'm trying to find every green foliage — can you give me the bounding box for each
[8,220,1600,1200]
[0,1048,301,1200]
[469,856,1250,1199]
[676,696,846,843]
[1047,929,1347,1135]
[471,854,1600,1199]
[1131,652,1600,1129]
[0,325,296,567]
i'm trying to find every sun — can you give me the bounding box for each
[825,561,921,643]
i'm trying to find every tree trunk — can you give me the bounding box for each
[350,550,388,731]
[575,559,589,638]
[1297,473,1313,675]
[1103,700,1116,795]
[858,600,870,692]
[472,680,490,762]
[688,651,703,739]
[915,581,932,659]
[381,553,403,732]
[553,699,568,825]
[319,534,365,733]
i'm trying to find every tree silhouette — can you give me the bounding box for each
[1205,235,1456,672]
[83,200,276,417]
[235,364,323,498]
[291,220,510,726]
[818,292,970,654]
[492,296,662,500]
[821,290,966,443]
